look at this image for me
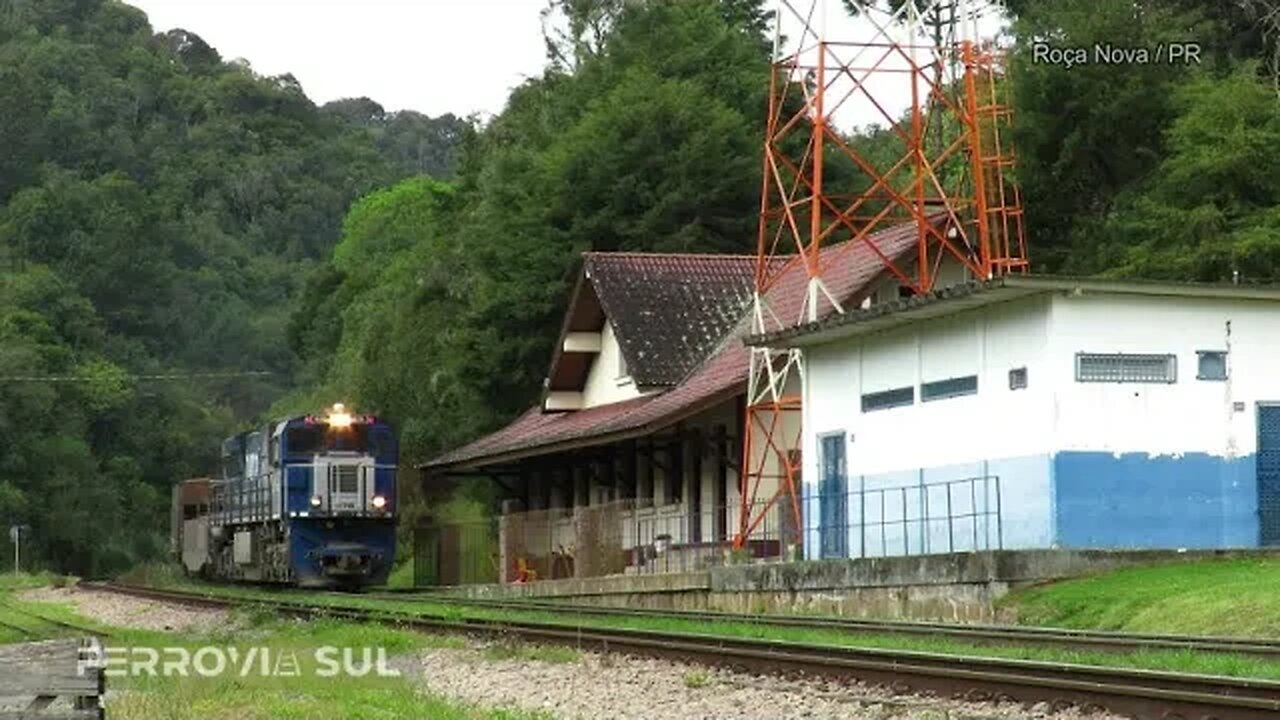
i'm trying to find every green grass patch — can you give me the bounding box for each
[10,585,553,719]
[387,556,416,589]
[130,579,1280,681]
[999,557,1280,637]
[481,637,580,664]
[0,571,71,591]
[0,575,98,644]
[102,618,554,719]
[682,669,711,689]
[116,562,189,589]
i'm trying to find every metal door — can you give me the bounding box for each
[1259,405,1280,546]
[819,434,848,558]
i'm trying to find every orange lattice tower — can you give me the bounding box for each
[736,0,1028,551]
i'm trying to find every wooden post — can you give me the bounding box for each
[713,424,728,541]
[688,426,703,543]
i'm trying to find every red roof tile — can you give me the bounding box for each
[583,253,761,387]
[424,222,921,470]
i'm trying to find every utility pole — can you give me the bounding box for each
[9,525,29,574]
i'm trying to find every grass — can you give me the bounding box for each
[481,637,580,664]
[106,619,556,720]
[4,575,555,720]
[0,570,74,591]
[0,574,98,645]
[121,571,1280,681]
[117,622,562,720]
[682,669,711,689]
[387,556,416,589]
[998,557,1280,637]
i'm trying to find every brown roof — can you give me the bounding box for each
[586,253,763,387]
[545,253,773,392]
[424,222,922,470]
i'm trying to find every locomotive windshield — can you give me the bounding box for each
[286,423,371,455]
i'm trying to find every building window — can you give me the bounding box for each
[617,350,629,379]
[1076,352,1177,384]
[1009,367,1028,390]
[861,386,914,412]
[921,375,978,402]
[1197,350,1228,381]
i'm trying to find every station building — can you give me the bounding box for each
[750,275,1280,559]
[422,224,920,580]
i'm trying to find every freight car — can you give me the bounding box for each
[172,404,397,588]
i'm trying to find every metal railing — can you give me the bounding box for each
[821,475,1003,560]
[412,475,1003,586]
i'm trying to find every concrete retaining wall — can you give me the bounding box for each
[433,548,1280,621]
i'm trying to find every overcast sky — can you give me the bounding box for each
[127,0,550,119]
[125,1,1006,126]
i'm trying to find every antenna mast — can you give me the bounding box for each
[736,0,1028,551]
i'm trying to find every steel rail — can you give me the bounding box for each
[0,598,112,639]
[369,591,1280,660]
[91,582,1280,720]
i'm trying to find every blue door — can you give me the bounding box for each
[1259,405,1280,546]
[819,434,848,558]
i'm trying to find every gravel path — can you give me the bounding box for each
[18,586,232,634]
[404,640,1125,720]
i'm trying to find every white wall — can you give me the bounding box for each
[800,288,1280,555]
[802,295,1056,556]
[805,294,1055,476]
[1045,293,1280,458]
[582,322,643,408]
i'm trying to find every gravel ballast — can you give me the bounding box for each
[19,586,232,633]
[406,640,1125,720]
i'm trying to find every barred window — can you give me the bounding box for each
[861,386,914,412]
[1075,353,1176,384]
[921,375,978,402]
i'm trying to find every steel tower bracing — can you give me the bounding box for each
[735,0,1028,551]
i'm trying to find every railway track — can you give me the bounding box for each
[91,582,1280,720]
[0,597,110,639]
[369,591,1280,661]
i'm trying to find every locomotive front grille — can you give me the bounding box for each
[335,465,359,494]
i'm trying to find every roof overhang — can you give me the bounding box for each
[747,275,1280,350]
[419,381,744,473]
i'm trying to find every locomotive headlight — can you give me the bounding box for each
[328,402,353,428]
[372,495,387,510]
[310,495,322,507]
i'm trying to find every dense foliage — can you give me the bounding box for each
[0,0,463,574]
[4,0,1279,573]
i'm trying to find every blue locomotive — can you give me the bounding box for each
[171,404,397,588]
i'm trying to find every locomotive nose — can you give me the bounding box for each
[316,542,382,577]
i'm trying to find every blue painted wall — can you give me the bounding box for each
[1052,452,1258,548]
[806,451,1261,558]
[803,454,1054,559]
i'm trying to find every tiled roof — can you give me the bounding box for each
[584,253,761,387]
[424,222,922,470]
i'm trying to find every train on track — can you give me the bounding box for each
[170,404,397,588]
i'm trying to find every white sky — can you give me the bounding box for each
[124,1,1006,125]
[126,0,550,119]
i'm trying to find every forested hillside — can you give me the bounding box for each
[0,0,464,574]
[4,0,1280,574]
[292,0,1280,471]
